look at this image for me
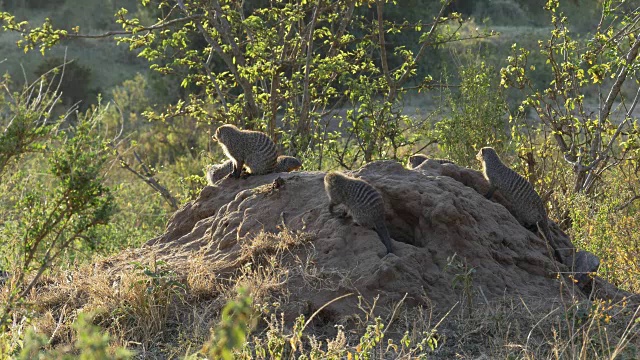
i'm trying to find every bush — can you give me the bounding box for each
[434,59,509,166]
[0,70,115,329]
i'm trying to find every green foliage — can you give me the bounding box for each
[200,288,256,360]
[195,290,445,359]
[3,0,497,170]
[0,72,55,173]
[17,313,132,360]
[566,179,640,292]
[0,72,115,328]
[103,73,211,167]
[501,0,640,196]
[434,59,509,166]
[0,1,639,357]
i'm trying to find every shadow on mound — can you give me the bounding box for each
[134,160,635,322]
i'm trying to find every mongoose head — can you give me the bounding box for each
[324,171,347,188]
[278,156,302,172]
[476,147,498,162]
[408,154,428,169]
[214,124,240,144]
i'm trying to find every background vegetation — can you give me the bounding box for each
[0,0,639,357]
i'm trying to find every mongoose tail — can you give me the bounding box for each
[374,223,394,254]
[537,221,563,263]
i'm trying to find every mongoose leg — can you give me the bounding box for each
[240,168,251,179]
[328,202,348,219]
[328,202,336,215]
[537,221,563,263]
[230,160,244,178]
[374,226,393,254]
[485,186,496,199]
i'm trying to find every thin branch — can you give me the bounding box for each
[583,41,640,191]
[597,36,640,143]
[204,50,229,113]
[298,1,320,138]
[123,151,178,211]
[109,107,179,210]
[60,15,203,39]
[614,195,640,212]
[376,0,392,88]
[395,0,453,87]
[327,0,355,58]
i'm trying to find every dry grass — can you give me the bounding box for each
[2,228,638,359]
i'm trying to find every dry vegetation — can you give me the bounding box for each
[5,227,638,359]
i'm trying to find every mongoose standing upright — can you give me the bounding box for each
[273,155,302,173]
[476,147,561,261]
[214,124,277,178]
[324,171,393,254]
[408,154,454,169]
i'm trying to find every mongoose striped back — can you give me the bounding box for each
[214,124,277,177]
[324,171,393,254]
[409,154,454,169]
[205,160,234,185]
[477,147,560,261]
[205,155,301,185]
[273,155,302,173]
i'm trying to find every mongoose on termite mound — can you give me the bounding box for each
[324,171,393,254]
[214,124,277,178]
[205,155,302,185]
[408,154,454,169]
[205,160,234,185]
[273,155,302,173]
[476,147,561,262]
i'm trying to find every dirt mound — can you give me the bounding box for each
[135,160,630,321]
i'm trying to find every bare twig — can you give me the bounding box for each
[109,105,179,210]
[614,195,640,212]
[117,150,179,211]
[297,1,320,139]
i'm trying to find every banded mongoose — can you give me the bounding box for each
[205,155,302,185]
[273,155,302,173]
[408,154,454,169]
[214,124,277,178]
[205,160,234,185]
[476,147,561,261]
[324,171,393,254]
